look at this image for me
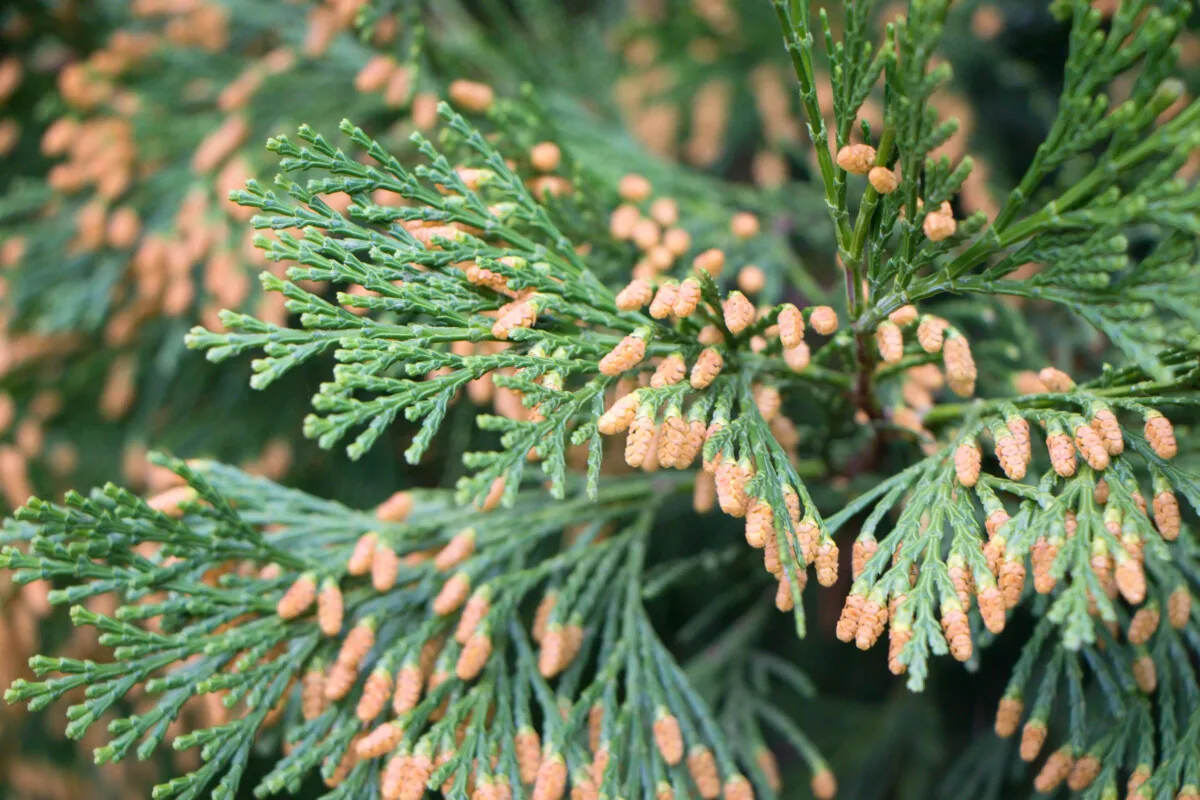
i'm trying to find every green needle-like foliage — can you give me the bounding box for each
[2,457,828,800]
[3,1,1200,798]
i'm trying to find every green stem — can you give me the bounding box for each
[771,0,854,250]
[922,374,1193,428]
[846,127,895,320]
[941,104,1200,284]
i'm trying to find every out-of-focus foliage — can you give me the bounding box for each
[1,1,1199,799]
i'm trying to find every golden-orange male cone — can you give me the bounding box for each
[1153,490,1181,541]
[347,532,377,575]
[855,596,888,650]
[888,622,911,675]
[692,248,725,277]
[1132,654,1157,693]
[598,391,640,435]
[652,709,684,765]
[943,334,976,396]
[456,589,491,644]
[532,754,567,800]
[941,605,972,662]
[1032,746,1073,794]
[448,80,495,113]
[690,348,724,389]
[673,277,702,317]
[376,491,414,522]
[649,281,680,319]
[357,720,404,759]
[277,573,317,620]
[435,529,477,571]
[318,578,344,636]
[456,632,493,681]
[954,441,981,487]
[1144,412,1177,459]
[722,291,755,335]
[778,304,804,348]
[916,316,948,353]
[836,143,876,174]
[616,278,653,311]
[809,306,838,335]
[994,696,1022,737]
[686,746,720,799]
[977,585,1006,634]
[1127,605,1160,645]
[923,207,957,242]
[530,141,561,173]
[624,413,656,469]
[1089,408,1123,455]
[722,774,754,800]
[852,537,878,579]
[1019,720,1046,762]
[876,320,903,363]
[356,668,393,723]
[392,663,424,714]
[302,667,327,720]
[1047,433,1077,477]
[599,333,647,376]
[869,166,898,193]
[994,431,1027,480]
[1168,586,1192,629]
[372,544,401,592]
[514,727,541,784]
[1067,754,1101,791]
[814,540,839,587]
[811,769,837,800]
[433,573,472,615]
[836,593,865,643]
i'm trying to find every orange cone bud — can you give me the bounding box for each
[318,579,344,636]
[1019,720,1046,761]
[277,574,317,619]
[994,696,1022,738]
[954,441,981,487]
[1144,412,1177,459]
[652,709,684,765]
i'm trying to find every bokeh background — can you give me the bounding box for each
[1,1,1196,797]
